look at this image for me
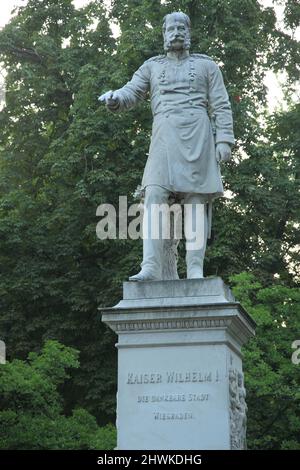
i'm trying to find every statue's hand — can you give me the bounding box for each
[216,143,231,163]
[98,90,120,111]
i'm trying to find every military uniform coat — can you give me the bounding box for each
[114,53,235,200]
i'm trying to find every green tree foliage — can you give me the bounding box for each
[211,102,300,284]
[0,340,116,449]
[0,0,119,424]
[0,0,299,448]
[230,273,300,450]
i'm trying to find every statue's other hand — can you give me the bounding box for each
[216,143,231,163]
[98,90,120,111]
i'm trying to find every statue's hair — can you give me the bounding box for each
[162,12,191,34]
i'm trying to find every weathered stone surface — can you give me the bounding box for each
[101,278,255,450]
[99,12,235,282]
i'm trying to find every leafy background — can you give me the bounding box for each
[0,0,299,449]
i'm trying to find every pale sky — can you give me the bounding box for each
[0,0,299,110]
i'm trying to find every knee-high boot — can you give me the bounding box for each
[184,200,208,279]
[129,185,170,281]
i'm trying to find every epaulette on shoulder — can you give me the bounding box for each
[190,53,214,61]
[145,55,166,64]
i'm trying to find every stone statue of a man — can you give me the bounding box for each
[100,11,235,281]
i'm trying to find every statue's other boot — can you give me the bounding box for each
[184,196,208,280]
[128,270,159,282]
[129,237,163,281]
[129,185,169,282]
[186,249,204,279]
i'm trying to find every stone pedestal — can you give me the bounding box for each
[101,277,256,450]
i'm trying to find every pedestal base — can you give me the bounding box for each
[101,277,255,450]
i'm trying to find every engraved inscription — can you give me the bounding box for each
[137,393,209,403]
[188,393,209,401]
[127,373,163,384]
[126,370,219,384]
[154,412,193,421]
[167,371,212,383]
[138,394,186,403]
[126,369,218,422]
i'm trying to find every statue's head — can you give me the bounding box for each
[162,12,191,52]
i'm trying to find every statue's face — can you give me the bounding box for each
[164,17,190,51]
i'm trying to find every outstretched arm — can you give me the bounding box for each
[99,61,150,112]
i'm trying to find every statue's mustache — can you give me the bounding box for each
[169,35,185,41]
[163,33,191,51]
